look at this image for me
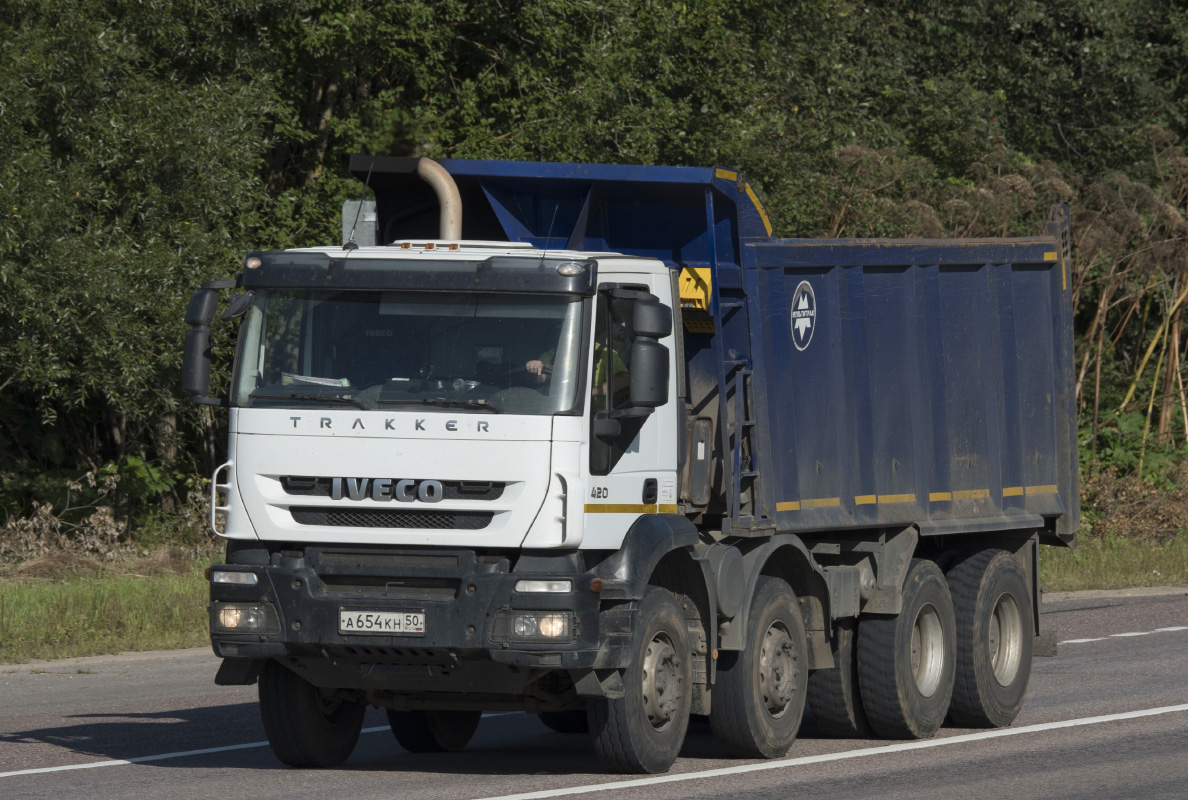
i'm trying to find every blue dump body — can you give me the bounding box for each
[353,156,1078,545]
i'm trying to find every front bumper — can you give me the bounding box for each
[208,546,606,672]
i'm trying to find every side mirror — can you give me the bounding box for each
[185,289,219,326]
[629,338,669,408]
[182,288,223,406]
[633,300,672,339]
[593,411,621,439]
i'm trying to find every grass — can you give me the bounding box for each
[0,571,209,664]
[0,535,1183,664]
[1039,534,1188,592]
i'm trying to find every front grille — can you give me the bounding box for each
[281,477,504,501]
[291,507,492,530]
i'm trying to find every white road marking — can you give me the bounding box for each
[1061,625,1188,644]
[0,712,521,779]
[469,704,1188,800]
[1,705,1184,786]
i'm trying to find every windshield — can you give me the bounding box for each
[233,289,585,415]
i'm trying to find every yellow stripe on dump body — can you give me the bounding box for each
[854,495,877,506]
[801,497,841,509]
[1025,485,1059,495]
[929,492,952,502]
[715,168,738,181]
[744,183,774,236]
[1044,252,1058,261]
[1003,486,1025,497]
[776,501,801,512]
[878,494,916,504]
[584,504,678,514]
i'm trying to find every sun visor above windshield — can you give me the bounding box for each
[240,252,597,295]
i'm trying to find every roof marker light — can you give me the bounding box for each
[245,256,262,269]
[556,261,585,277]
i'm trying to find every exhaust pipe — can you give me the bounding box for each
[416,158,462,240]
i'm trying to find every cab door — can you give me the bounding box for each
[580,275,680,549]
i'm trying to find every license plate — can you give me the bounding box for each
[339,609,426,636]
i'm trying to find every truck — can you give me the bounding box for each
[183,156,1077,774]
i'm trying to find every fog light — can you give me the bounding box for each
[211,570,258,585]
[514,580,571,593]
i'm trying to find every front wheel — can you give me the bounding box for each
[709,576,808,758]
[258,660,365,768]
[588,587,692,773]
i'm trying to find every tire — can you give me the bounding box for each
[257,660,365,768]
[857,559,956,739]
[387,709,482,752]
[709,576,809,758]
[588,587,692,773]
[806,618,873,738]
[946,549,1034,727]
[539,710,589,734]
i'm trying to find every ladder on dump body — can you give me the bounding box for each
[709,266,775,537]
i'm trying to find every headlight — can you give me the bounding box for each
[491,610,574,643]
[210,602,280,634]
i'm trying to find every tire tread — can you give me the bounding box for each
[946,549,1033,728]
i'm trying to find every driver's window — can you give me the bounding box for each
[590,292,640,476]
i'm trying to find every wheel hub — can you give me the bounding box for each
[759,622,799,716]
[989,592,1023,686]
[910,603,945,698]
[641,633,684,729]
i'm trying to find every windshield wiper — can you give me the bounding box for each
[249,391,370,410]
[378,397,501,413]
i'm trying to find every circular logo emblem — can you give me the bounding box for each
[790,281,817,351]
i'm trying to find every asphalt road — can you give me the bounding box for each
[2,587,1186,800]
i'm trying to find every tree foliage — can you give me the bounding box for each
[2,0,1188,520]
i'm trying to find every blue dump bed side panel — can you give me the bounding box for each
[745,238,1078,542]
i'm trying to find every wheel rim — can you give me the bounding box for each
[758,620,800,717]
[989,592,1023,686]
[641,632,684,730]
[909,603,945,697]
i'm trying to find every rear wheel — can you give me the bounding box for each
[858,559,956,739]
[710,577,808,758]
[807,618,873,738]
[387,709,482,753]
[588,587,692,773]
[947,549,1033,727]
[258,660,365,768]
